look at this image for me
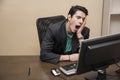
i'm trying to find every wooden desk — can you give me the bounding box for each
[0,56,120,80]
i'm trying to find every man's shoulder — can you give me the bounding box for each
[48,20,66,31]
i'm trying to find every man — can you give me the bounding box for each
[40,5,90,64]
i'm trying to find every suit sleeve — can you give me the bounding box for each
[40,27,60,64]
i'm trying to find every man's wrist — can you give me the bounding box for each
[60,55,70,61]
[69,55,71,61]
[78,36,83,40]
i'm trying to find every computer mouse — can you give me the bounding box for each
[51,68,61,76]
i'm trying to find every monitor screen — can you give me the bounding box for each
[76,33,120,75]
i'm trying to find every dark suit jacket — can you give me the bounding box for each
[40,20,90,64]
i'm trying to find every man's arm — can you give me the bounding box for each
[59,54,79,62]
[40,27,60,64]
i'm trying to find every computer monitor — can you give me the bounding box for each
[76,33,120,79]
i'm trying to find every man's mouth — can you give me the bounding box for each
[75,25,80,29]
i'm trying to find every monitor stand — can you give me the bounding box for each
[84,68,118,80]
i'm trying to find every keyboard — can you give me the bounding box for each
[59,63,77,76]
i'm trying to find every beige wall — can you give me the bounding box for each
[0,0,103,55]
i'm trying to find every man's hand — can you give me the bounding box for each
[69,54,79,61]
[60,54,79,62]
[76,18,87,39]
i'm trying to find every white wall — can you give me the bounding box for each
[0,0,103,55]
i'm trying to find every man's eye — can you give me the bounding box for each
[76,16,82,19]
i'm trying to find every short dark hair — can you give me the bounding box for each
[68,5,88,17]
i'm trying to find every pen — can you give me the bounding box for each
[28,67,31,76]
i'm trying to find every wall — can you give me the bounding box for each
[0,0,103,55]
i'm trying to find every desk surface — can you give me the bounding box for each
[0,56,120,80]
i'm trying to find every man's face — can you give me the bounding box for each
[67,10,86,33]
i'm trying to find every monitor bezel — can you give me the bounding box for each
[76,33,120,75]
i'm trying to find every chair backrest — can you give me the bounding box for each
[36,15,66,44]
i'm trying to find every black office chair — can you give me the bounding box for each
[36,15,66,45]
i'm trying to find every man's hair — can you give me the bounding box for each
[68,5,88,17]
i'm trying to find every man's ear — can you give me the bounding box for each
[67,14,72,21]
